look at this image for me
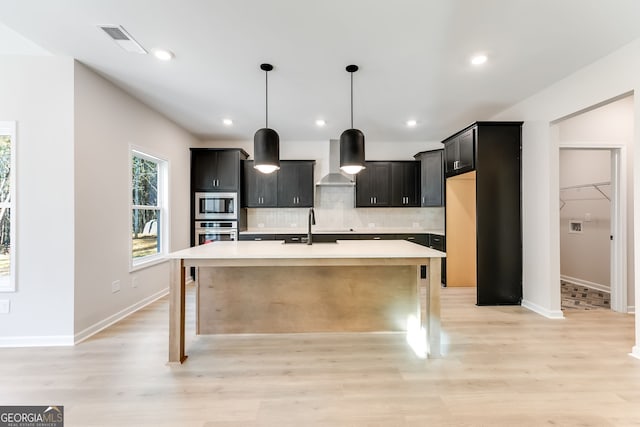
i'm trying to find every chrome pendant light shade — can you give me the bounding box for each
[254,63,280,174]
[340,64,365,175]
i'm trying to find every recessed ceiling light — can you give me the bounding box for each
[406,119,417,127]
[223,118,233,126]
[152,48,174,61]
[471,54,488,66]
[315,119,326,127]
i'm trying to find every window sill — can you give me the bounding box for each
[130,255,169,272]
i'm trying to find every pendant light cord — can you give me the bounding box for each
[350,71,354,129]
[265,70,269,128]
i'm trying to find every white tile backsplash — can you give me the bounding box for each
[247,186,444,231]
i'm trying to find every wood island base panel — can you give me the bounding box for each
[197,265,416,334]
[168,240,445,364]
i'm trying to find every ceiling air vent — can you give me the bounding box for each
[99,25,147,54]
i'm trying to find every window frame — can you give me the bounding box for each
[129,147,169,271]
[0,121,16,292]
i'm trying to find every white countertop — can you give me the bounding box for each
[168,239,446,260]
[240,228,445,236]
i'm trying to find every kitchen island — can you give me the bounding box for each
[168,240,445,363]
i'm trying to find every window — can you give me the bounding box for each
[0,122,16,292]
[131,149,168,268]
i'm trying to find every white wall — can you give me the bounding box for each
[559,150,611,290]
[73,62,196,339]
[492,37,640,357]
[0,56,75,345]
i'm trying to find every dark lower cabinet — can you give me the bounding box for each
[397,233,429,246]
[427,234,446,285]
[238,233,276,241]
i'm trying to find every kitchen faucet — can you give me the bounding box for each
[307,208,315,245]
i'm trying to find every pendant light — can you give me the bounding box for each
[254,63,280,174]
[340,64,365,175]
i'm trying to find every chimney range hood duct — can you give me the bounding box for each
[316,139,356,186]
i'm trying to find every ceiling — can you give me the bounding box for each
[1,0,640,143]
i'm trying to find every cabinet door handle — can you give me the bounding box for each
[422,196,425,204]
[291,237,300,241]
[407,237,415,240]
[255,238,262,241]
[454,160,460,170]
[375,197,377,204]
[373,237,381,240]
[370,197,373,204]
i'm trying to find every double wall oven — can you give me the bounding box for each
[193,192,238,245]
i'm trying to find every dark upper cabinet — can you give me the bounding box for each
[242,160,278,207]
[443,128,475,177]
[355,162,392,207]
[277,160,315,208]
[414,149,444,207]
[191,148,247,191]
[391,161,420,207]
[356,161,420,208]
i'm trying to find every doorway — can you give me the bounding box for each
[552,92,632,313]
[559,149,617,310]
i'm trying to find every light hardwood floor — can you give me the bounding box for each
[1,286,639,426]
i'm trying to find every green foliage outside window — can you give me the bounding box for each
[132,155,160,260]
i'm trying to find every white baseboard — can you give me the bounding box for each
[628,306,636,314]
[631,346,640,360]
[74,287,169,344]
[0,335,74,348]
[561,275,610,293]
[522,299,565,319]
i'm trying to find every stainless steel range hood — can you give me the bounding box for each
[316,139,355,186]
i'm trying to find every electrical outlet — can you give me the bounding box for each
[111,280,121,293]
[0,300,9,314]
[131,277,138,288]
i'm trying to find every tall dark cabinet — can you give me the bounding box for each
[443,122,522,305]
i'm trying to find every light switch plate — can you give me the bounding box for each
[0,299,10,314]
[112,280,121,293]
